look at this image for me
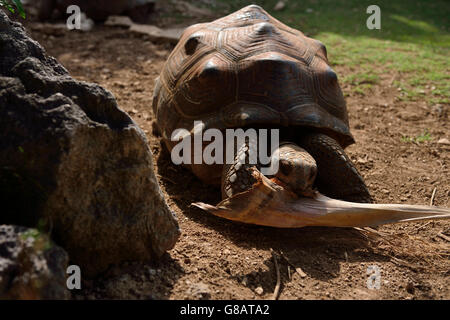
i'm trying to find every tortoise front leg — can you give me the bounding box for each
[221,137,259,199]
[298,133,372,203]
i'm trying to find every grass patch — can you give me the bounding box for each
[214,0,449,105]
[401,130,432,143]
[20,228,52,251]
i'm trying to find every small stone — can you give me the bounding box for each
[104,15,134,28]
[255,286,264,295]
[437,138,450,145]
[130,24,183,45]
[79,12,95,32]
[188,282,211,299]
[296,267,307,278]
[357,157,367,165]
[113,81,126,88]
[273,1,286,11]
[432,104,443,116]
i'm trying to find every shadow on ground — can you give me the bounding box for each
[156,143,391,292]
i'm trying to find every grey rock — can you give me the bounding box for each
[78,12,95,32]
[188,282,211,299]
[0,11,180,276]
[254,286,264,295]
[129,24,184,44]
[273,1,286,11]
[104,15,134,28]
[0,225,70,299]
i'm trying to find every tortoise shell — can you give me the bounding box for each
[153,5,354,152]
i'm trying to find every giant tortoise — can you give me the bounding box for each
[153,5,450,227]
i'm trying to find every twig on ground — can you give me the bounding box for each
[270,249,281,300]
[416,221,432,233]
[390,256,421,272]
[355,226,388,237]
[430,187,437,206]
[436,232,450,242]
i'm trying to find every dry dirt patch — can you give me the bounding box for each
[22,22,450,300]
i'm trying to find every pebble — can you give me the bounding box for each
[437,138,450,145]
[254,286,264,295]
[188,282,211,299]
[432,104,443,116]
[357,157,367,164]
[273,1,285,11]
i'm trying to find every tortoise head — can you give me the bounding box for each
[273,143,318,196]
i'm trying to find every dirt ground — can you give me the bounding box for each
[19,11,449,300]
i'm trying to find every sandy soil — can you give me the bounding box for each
[19,13,450,300]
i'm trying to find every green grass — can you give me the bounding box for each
[401,129,432,143]
[214,0,449,105]
[0,0,26,18]
[20,228,52,251]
